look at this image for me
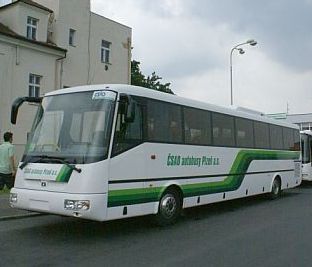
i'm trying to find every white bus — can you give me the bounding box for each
[10,84,301,225]
[300,130,312,181]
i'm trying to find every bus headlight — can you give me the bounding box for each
[64,200,90,211]
[10,193,18,203]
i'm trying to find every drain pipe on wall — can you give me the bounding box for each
[55,53,67,89]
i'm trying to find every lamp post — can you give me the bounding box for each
[230,39,257,106]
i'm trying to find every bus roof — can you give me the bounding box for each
[301,130,312,135]
[46,84,299,130]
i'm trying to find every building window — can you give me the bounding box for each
[27,17,38,40]
[101,40,111,63]
[29,74,41,97]
[69,29,76,46]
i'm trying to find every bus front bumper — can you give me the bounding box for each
[9,188,108,221]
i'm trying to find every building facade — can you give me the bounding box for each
[0,0,132,160]
[267,112,312,131]
[285,114,312,131]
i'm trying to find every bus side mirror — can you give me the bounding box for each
[120,94,135,123]
[11,97,42,124]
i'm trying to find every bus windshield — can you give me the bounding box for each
[23,90,117,164]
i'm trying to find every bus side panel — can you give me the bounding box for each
[145,143,236,187]
[106,142,300,220]
[146,146,300,210]
[302,163,312,181]
[107,145,147,220]
[145,144,255,210]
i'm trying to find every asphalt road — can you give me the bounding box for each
[2,183,312,267]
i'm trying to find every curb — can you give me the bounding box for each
[0,212,45,222]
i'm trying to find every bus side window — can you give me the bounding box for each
[269,125,283,150]
[169,121,180,142]
[147,100,182,143]
[112,101,143,156]
[147,118,155,140]
[212,113,235,147]
[184,107,212,145]
[283,127,293,150]
[293,130,300,151]
[254,121,270,149]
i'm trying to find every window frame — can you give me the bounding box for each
[29,73,41,98]
[69,28,76,46]
[101,40,111,64]
[27,16,38,40]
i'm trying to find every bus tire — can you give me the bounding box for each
[155,188,182,226]
[269,177,281,200]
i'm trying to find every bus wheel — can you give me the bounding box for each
[156,188,182,226]
[269,177,281,200]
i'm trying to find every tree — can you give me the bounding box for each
[131,60,174,94]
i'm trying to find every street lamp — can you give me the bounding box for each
[230,39,257,106]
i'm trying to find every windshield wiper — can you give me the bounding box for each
[19,155,82,173]
[19,155,42,170]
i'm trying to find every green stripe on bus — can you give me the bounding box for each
[184,149,300,197]
[56,165,73,182]
[108,187,163,207]
[107,150,300,207]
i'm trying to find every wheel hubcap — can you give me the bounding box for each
[273,181,279,195]
[160,194,177,219]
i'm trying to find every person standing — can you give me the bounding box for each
[0,132,16,190]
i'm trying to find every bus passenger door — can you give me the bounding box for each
[108,98,147,217]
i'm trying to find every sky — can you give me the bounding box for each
[0,0,311,114]
[91,0,312,115]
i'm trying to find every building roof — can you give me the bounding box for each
[0,21,16,36]
[286,113,312,124]
[0,22,66,53]
[0,0,53,13]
